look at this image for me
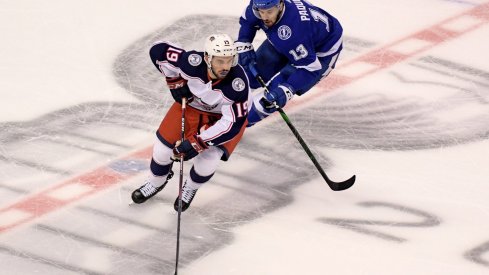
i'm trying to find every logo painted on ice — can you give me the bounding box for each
[188,54,202,66]
[278,25,292,40]
[232,78,246,92]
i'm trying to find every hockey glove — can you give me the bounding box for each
[172,135,208,161]
[235,41,256,68]
[261,84,295,111]
[166,76,193,104]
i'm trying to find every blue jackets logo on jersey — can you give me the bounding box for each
[232,78,246,92]
[194,97,219,111]
[188,54,202,66]
[278,25,292,40]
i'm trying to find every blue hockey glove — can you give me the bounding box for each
[172,135,208,161]
[261,84,294,111]
[166,76,193,104]
[235,41,256,68]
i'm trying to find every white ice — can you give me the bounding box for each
[1,0,489,274]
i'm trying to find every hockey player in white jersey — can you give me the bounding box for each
[236,0,343,126]
[131,34,251,212]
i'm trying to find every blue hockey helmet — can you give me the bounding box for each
[252,0,281,10]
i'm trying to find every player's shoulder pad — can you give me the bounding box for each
[178,50,206,78]
[221,64,250,102]
[282,0,313,27]
[149,41,186,68]
[149,41,185,56]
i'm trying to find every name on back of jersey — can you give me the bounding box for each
[292,0,310,21]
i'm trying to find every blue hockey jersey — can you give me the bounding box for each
[238,0,343,93]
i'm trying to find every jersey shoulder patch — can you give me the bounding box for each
[187,53,203,66]
[178,51,207,79]
[219,65,250,102]
[232,77,246,92]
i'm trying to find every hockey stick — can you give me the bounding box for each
[249,65,355,191]
[174,97,186,275]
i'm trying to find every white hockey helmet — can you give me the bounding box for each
[204,34,238,68]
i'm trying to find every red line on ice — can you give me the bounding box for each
[0,147,152,233]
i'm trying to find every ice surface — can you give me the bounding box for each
[1,0,489,274]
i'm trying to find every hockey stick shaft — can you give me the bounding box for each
[249,65,355,191]
[174,97,186,275]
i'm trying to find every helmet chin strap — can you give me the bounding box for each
[205,55,218,79]
[209,67,219,79]
[277,2,285,20]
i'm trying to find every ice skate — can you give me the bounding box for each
[131,171,174,204]
[173,180,198,212]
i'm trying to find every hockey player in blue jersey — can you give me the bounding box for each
[236,0,343,126]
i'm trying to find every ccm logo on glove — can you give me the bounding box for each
[166,76,187,89]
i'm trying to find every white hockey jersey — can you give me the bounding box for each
[150,42,252,146]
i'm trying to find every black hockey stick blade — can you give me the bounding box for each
[326,174,356,191]
[277,107,356,191]
[250,67,356,191]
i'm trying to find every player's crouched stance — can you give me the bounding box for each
[131,34,251,212]
[236,0,343,126]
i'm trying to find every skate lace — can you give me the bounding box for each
[181,186,197,203]
[140,182,158,197]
